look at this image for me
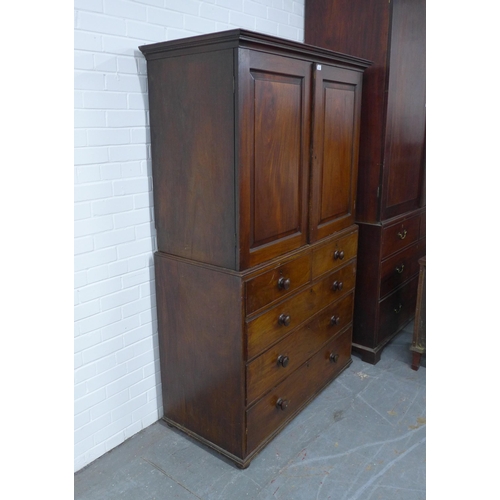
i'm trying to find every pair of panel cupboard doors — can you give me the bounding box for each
[142,30,370,272]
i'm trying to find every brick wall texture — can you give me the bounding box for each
[74,0,305,472]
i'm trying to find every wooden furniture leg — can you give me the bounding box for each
[410,256,426,370]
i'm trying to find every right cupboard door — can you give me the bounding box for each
[309,64,363,243]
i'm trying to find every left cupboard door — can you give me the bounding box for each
[237,49,311,270]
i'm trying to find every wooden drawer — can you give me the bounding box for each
[246,253,311,315]
[246,261,356,359]
[246,326,352,454]
[380,214,420,260]
[380,243,420,298]
[247,292,354,405]
[377,276,418,345]
[312,228,358,279]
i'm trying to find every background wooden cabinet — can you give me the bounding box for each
[305,0,426,363]
[141,30,369,466]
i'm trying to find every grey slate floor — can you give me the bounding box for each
[75,321,426,500]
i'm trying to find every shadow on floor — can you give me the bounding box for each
[75,322,425,500]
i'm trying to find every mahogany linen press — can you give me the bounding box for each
[139,30,370,468]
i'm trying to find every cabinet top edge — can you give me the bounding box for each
[138,28,372,69]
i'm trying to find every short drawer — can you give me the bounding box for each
[246,326,352,454]
[247,292,354,405]
[380,215,420,260]
[380,243,420,298]
[377,277,418,345]
[246,253,311,315]
[312,228,358,279]
[246,261,356,360]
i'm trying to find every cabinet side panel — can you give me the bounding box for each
[154,253,245,458]
[147,49,236,268]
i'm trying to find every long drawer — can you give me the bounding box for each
[246,326,352,454]
[246,291,354,405]
[246,261,356,360]
[379,242,420,298]
[380,214,420,260]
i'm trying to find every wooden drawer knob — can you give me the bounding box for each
[277,355,289,367]
[276,398,289,411]
[330,315,340,326]
[330,353,339,363]
[278,277,291,290]
[332,280,343,291]
[278,314,291,326]
[334,250,345,260]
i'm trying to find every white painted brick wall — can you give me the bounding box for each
[74,0,305,472]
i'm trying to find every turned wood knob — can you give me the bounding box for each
[277,355,289,367]
[334,250,345,260]
[278,314,291,326]
[330,353,339,363]
[278,277,291,290]
[332,280,343,291]
[330,315,340,326]
[276,398,289,410]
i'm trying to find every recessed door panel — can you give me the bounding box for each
[320,83,355,222]
[253,73,302,245]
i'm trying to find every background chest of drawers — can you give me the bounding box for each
[353,209,426,363]
[305,0,426,363]
[140,30,369,467]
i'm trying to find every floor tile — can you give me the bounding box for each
[75,324,426,499]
